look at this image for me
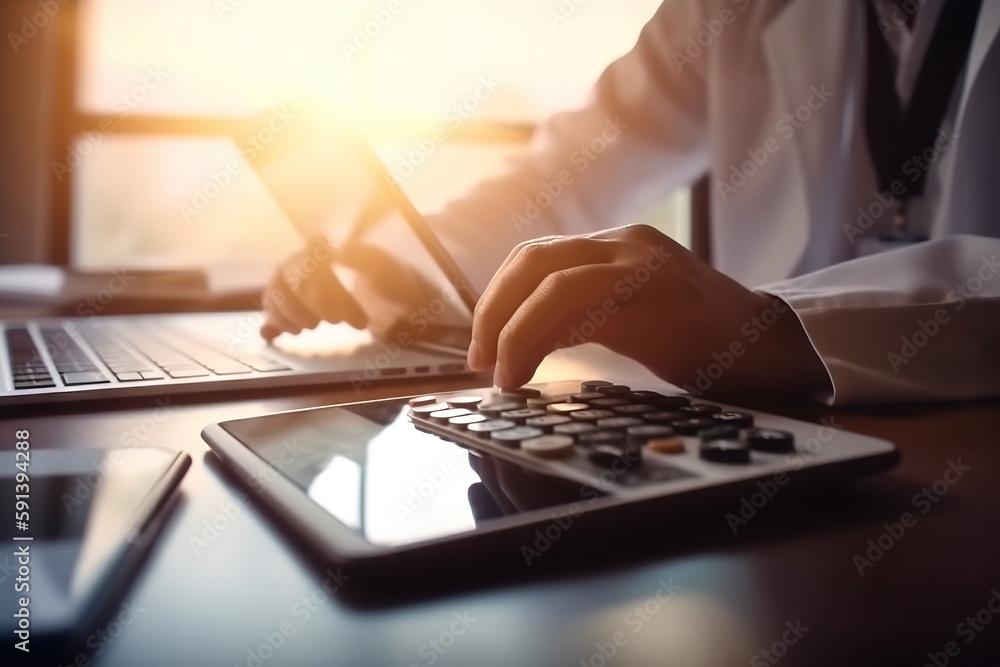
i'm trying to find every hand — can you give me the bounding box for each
[260,237,444,343]
[466,224,829,397]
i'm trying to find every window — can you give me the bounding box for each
[62,0,687,269]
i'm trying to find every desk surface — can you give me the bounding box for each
[3,346,998,666]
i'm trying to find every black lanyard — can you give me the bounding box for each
[863,0,983,235]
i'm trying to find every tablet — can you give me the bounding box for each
[201,379,898,577]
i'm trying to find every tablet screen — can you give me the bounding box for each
[222,402,605,547]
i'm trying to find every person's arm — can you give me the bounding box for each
[428,0,713,292]
[757,235,1000,404]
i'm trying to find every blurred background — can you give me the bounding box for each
[0,0,689,277]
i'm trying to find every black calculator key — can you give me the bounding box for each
[673,417,718,435]
[700,439,751,464]
[546,402,590,414]
[613,403,656,416]
[500,387,542,399]
[653,395,692,410]
[713,411,754,427]
[409,395,438,407]
[590,397,629,408]
[643,411,686,424]
[699,425,740,441]
[629,390,665,401]
[522,435,575,458]
[578,430,627,446]
[428,408,472,424]
[525,415,572,432]
[626,424,676,443]
[680,403,722,416]
[571,392,607,403]
[500,408,546,424]
[569,409,616,422]
[479,401,525,417]
[553,422,598,437]
[596,384,631,396]
[596,417,645,430]
[468,419,517,437]
[491,426,545,448]
[581,380,613,392]
[588,443,642,469]
[742,427,795,453]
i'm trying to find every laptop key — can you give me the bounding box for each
[62,372,110,386]
[139,371,166,380]
[115,372,145,382]
[14,380,56,390]
[166,369,211,379]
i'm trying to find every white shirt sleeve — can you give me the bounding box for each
[758,235,1000,404]
[426,0,712,292]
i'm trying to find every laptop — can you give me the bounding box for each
[0,117,478,406]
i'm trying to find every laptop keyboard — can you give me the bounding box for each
[5,323,292,390]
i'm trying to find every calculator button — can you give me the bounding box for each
[468,419,517,437]
[580,380,613,392]
[647,437,686,454]
[491,426,545,448]
[588,443,642,469]
[526,394,571,409]
[410,402,450,416]
[742,428,795,453]
[522,435,575,459]
[409,396,439,407]
[643,411,686,424]
[479,401,526,417]
[652,395,693,410]
[578,430,627,446]
[596,417,645,430]
[699,425,740,441]
[446,395,484,409]
[525,415,572,432]
[700,439,751,464]
[449,413,488,429]
[589,397,630,408]
[546,402,590,414]
[500,387,542,399]
[571,392,608,403]
[569,409,617,422]
[626,424,676,443]
[499,408,546,424]
[673,417,718,435]
[428,408,473,424]
[613,403,656,416]
[596,384,631,396]
[553,422,598,437]
[713,411,754,428]
[681,403,722,416]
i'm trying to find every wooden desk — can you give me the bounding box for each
[2,346,998,666]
